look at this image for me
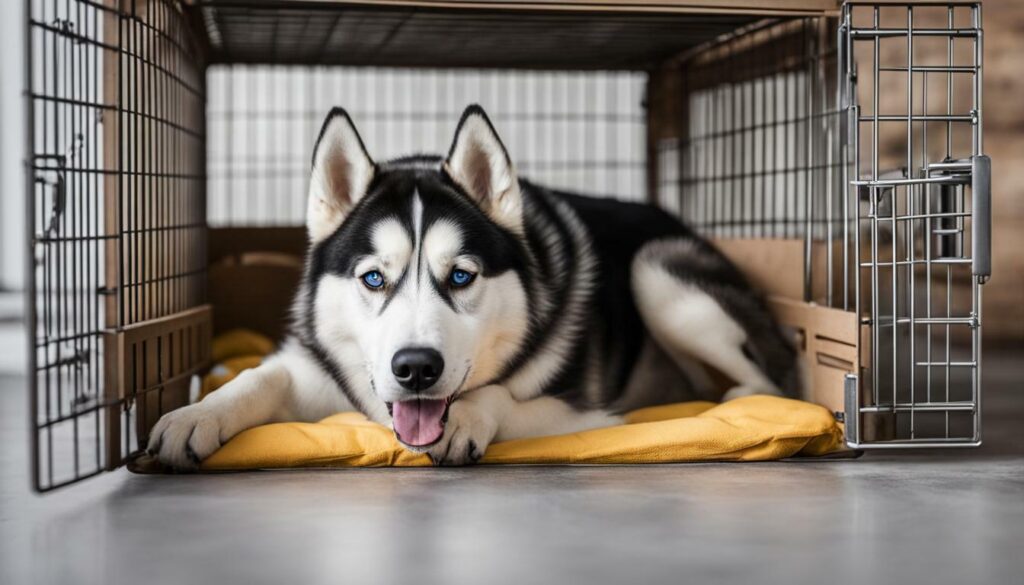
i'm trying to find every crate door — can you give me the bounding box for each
[839,2,989,447]
[26,0,210,491]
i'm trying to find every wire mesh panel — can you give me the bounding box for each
[115,4,207,327]
[206,66,647,226]
[656,17,848,306]
[840,2,987,447]
[26,0,208,491]
[663,20,839,236]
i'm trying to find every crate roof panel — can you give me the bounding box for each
[193,0,834,69]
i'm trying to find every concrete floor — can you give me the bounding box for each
[2,345,1023,585]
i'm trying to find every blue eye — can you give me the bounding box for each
[361,270,385,289]
[449,269,475,288]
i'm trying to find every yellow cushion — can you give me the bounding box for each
[211,328,276,363]
[200,355,264,399]
[196,331,845,470]
[201,395,844,470]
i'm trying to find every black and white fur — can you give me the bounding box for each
[148,105,800,468]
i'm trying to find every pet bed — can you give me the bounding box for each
[180,330,846,471]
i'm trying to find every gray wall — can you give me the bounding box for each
[0,1,26,291]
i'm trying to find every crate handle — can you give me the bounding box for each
[971,155,992,281]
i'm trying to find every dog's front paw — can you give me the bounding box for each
[146,403,224,471]
[427,399,497,466]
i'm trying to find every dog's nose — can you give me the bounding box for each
[391,348,445,391]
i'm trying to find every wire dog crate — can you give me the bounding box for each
[25,0,991,491]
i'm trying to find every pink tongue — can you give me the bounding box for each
[392,399,446,447]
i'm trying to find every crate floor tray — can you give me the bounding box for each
[130,395,844,472]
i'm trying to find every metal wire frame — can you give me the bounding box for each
[840,2,986,447]
[660,16,847,307]
[660,3,987,447]
[26,0,207,492]
[207,66,647,226]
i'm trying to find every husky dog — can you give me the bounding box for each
[148,105,799,468]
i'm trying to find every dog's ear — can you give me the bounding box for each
[307,108,375,243]
[444,105,523,233]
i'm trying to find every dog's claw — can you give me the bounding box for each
[468,440,482,462]
[185,443,201,466]
[146,433,163,457]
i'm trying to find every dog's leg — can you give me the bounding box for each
[427,385,621,466]
[631,239,800,401]
[146,345,354,470]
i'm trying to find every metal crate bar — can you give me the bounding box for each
[861,401,975,413]
[848,27,978,38]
